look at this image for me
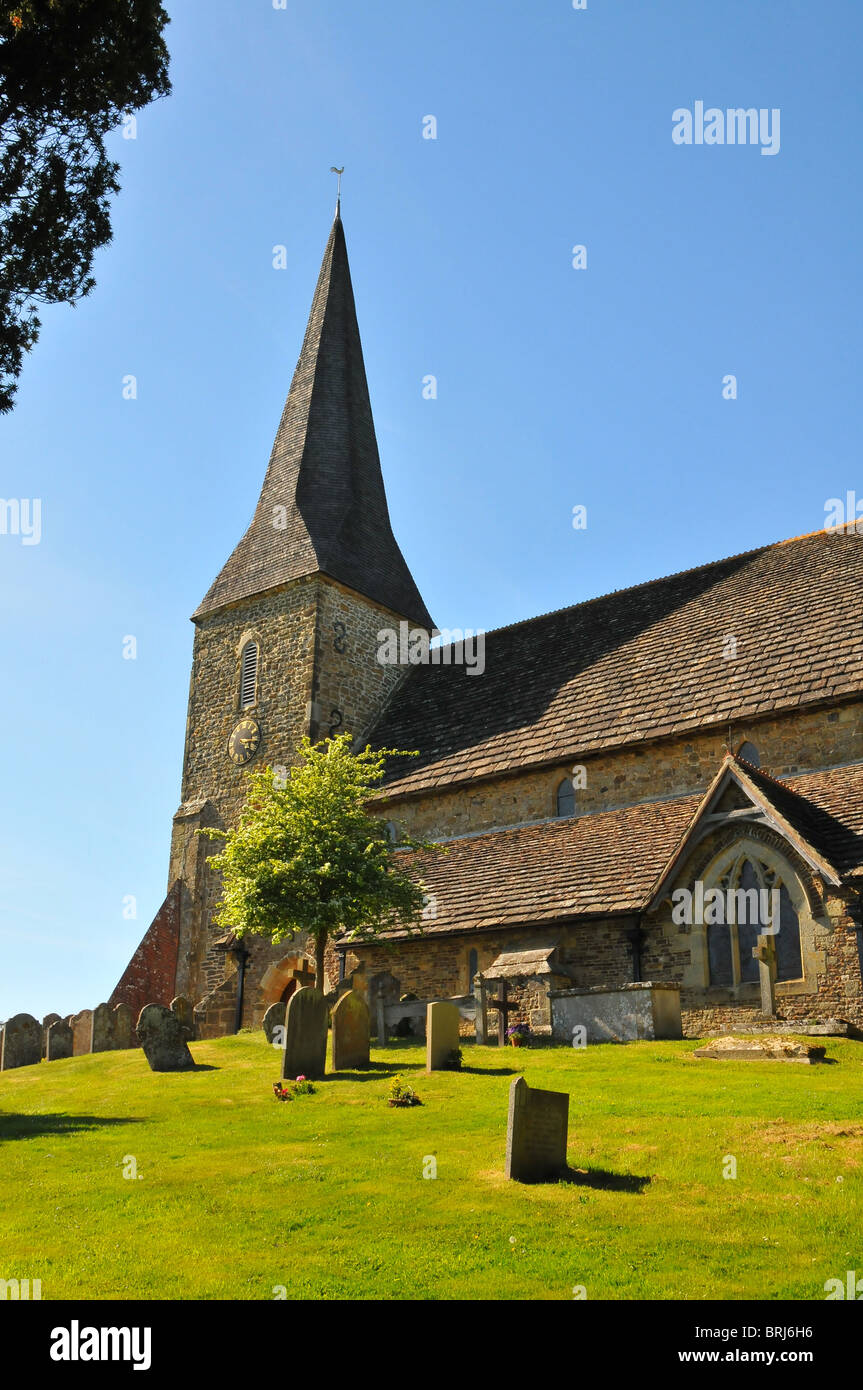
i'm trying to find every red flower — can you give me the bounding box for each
[11,15,23,28]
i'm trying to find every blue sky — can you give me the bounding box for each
[1,0,860,1018]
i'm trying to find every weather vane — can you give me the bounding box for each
[330,166,344,209]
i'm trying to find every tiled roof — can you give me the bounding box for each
[371,527,863,799]
[374,760,863,940]
[194,213,433,627]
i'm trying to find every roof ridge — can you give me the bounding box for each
[456,522,860,646]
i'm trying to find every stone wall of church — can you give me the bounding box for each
[309,578,416,746]
[378,699,863,842]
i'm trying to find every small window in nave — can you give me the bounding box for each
[240,641,259,709]
[556,778,576,817]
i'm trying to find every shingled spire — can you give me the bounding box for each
[193,211,433,627]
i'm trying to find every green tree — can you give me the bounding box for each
[201,735,436,992]
[0,0,171,412]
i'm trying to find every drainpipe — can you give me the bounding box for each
[231,943,251,1035]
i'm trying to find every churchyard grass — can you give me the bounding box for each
[1,1035,861,1300]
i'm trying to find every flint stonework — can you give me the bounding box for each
[281,987,328,1081]
[331,990,370,1071]
[505,1076,569,1183]
[137,1004,196,1072]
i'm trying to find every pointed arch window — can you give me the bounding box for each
[240,641,259,709]
[556,778,576,818]
[706,854,803,988]
[737,741,761,768]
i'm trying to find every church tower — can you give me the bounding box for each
[112,208,432,1027]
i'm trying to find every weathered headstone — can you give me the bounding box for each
[91,1002,115,1053]
[281,987,328,1081]
[262,1000,286,1046]
[0,1013,42,1071]
[71,1009,93,1056]
[170,995,196,1041]
[41,1013,61,1058]
[331,990,370,1071]
[137,1004,196,1072]
[505,1076,569,1183]
[426,1001,461,1072]
[46,1018,74,1061]
[112,1003,134,1050]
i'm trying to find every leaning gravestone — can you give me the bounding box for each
[41,1013,61,1058]
[426,1001,461,1072]
[112,1003,134,1050]
[71,1009,93,1056]
[281,987,328,1081]
[46,1018,74,1061]
[91,1003,115,1053]
[331,990,370,1071]
[0,1013,42,1071]
[137,1004,196,1072]
[262,1000,286,1046]
[505,1075,570,1183]
[170,995,196,1042]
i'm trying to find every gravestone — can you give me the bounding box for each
[71,1009,93,1056]
[112,1003,134,1050]
[46,1018,74,1061]
[91,1003,115,1053]
[171,995,196,1042]
[137,1004,196,1072]
[0,1013,42,1071]
[505,1076,569,1183]
[426,1001,461,1072]
[41,1013,61,1058]
[281,987,328,1081]
[262,1000,286,1046]
[331,990,370,1071]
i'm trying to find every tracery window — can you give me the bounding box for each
[707,854,803,988]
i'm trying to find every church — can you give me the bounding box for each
[110,209,863,1040]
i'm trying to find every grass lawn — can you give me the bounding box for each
[1,1033,861,1301]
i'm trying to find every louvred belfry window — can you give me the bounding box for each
[240,642,259,709]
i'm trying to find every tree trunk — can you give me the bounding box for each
[314,933,327,993]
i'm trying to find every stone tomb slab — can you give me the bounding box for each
[331,990,370,1071]
[262,1000,286,1046]
[0,1013,42,1071]
[46,1018,74,1061]
[281,987,328,1082]
[426,1001,461,1072]
[694,1036,826,1064]
[137,1004,196,1072]
[505,1076,570,1183]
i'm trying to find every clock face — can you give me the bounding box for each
[228,717,261,766]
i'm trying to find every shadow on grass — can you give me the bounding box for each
[0,1113,144,1143]
[561,1166,651,1193]
[459,1066,519,1076]
[325,1062,423,1081]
